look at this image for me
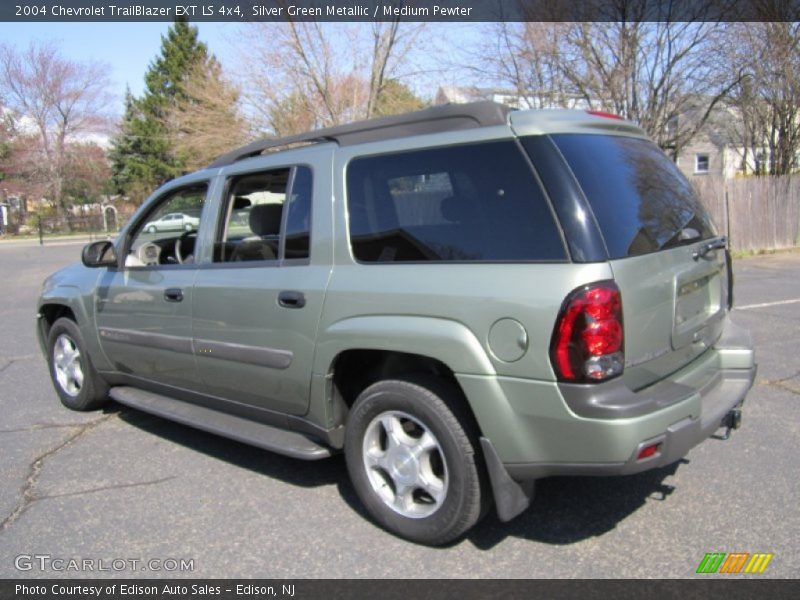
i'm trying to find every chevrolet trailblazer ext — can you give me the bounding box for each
[38,102,755,545]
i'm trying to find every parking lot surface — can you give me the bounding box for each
[0,242,798,578]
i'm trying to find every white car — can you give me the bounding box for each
[142,212,199,233]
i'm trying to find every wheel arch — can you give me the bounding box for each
[311,315,497,439]
[37,287,110,371]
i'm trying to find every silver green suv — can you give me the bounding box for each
[37,102,756,545]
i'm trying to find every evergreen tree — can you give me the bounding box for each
[109,20,209,200]
[374,80,426,118]
[107,88,148,199]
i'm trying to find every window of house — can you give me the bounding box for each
[215,166,312,263]
[695,154,710,174]
[755,151,768,174]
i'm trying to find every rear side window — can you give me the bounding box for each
[548,134,716,259]
[346,141,566,262]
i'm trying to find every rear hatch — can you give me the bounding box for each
[549,133,729,390]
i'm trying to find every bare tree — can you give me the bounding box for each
[560,21,739,157]
[164,59,249,171]
[234,20,426,135]
[0,97,15,176]
[469,17,739,157]
[470,22,572,109]
[727,22,800,175]
[0,42,113,215]
[63,142,112,205]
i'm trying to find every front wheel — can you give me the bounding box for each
[345,377,487,545]
[46,318,108,411]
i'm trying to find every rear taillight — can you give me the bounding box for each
[550,281,624,383]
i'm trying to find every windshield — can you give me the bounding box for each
[547,134,717,259]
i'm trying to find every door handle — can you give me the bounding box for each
[278,290,306,309]
[693,237,727,260]
[164,288,184,302]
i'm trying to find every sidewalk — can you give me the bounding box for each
[0,234,113,248]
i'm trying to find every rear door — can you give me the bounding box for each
[549,133,728,391]
[191,150,332,416]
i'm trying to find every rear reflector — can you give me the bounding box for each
[637,443,662,461]
[550,281,624,383]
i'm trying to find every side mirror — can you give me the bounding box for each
[81,240,118,268]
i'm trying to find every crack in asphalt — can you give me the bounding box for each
[0,354,38,374]
[759,371,800,396]
[38,476,176,501]
[763,379,800,396]
[0,415,113,534]
[0,422,103,434]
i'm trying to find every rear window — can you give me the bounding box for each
[548,134,716,259]
[346,141,566,262]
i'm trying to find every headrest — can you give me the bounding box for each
[233,196,251,210]
[249,204,283,236]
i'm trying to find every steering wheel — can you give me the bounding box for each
[175,231,197,264]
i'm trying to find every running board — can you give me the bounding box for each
[109,386,333,460]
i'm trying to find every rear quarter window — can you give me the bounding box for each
[346,141,566,263]
[548,134,717,259]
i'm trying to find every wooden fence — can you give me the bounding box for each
[693,176,800,253]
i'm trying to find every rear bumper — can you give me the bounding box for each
[504,363,755,480]
[481,354,757,521]
[461,318,755,520]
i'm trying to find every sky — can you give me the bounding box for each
[0,21,476,119]
[0,21,242,108]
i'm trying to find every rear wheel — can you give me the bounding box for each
[345,376,486,545]
[46,317,108,411]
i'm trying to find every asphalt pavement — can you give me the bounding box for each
[0,244,797,578]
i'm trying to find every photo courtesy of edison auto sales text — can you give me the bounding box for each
[15,584,296,597]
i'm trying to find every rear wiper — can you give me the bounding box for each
[693,237,727,261]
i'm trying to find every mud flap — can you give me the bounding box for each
[480,437,535,522]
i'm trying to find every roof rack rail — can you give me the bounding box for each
[207,101,512,169]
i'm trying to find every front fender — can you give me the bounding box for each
[37,269,109,371]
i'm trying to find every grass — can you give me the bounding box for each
[733,246,800,259]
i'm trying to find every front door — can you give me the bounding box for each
[95,180,210,392]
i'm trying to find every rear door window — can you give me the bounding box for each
[346,141,566,262]
[546,134,716,259]
[215,166,312,263]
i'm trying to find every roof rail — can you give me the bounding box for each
[207,101,513,169]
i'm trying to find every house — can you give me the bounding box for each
[666,100,766,180]
[434,86,593,110]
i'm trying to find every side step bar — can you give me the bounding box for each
[109,386,333,460]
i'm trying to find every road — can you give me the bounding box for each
[0,244,797,578]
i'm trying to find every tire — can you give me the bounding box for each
[46,317,109,411]
[184,223,193,232]
[148,225,157,233]
[345,376,487,545]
